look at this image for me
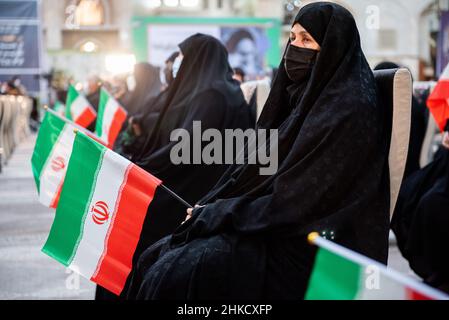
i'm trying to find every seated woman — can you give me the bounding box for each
[392,121,449,293]
[125,2,390,300]
[96,34,254,299]
[114,53,180,159]
[114,91,168,159]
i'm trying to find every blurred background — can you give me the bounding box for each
[0,0,447,104]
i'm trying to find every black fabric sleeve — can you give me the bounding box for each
[139,89,229,177]
[171,104,384,244]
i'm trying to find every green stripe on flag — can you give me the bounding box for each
[305,247,361,300]
[65,85,78,120]
[31,111,66,192]
[95,88,109,136]
[42,132,106,265]
[54,101,64,112]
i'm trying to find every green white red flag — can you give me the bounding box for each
[305,233,449,300]
[31,108,105,208]
[95,88,127,148]
[65,84,96,128]
[42,131,162,295]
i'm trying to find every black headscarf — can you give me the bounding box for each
[131,33,253,274]
[125,63,162,115]
[163,51,180,88]
[174,2,390,261]
[133,33,249,167]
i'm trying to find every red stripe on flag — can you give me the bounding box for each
[90,164,162,295]
[427,79,449,132]
[107,106,127,148]
[74,107,97,128]
[405,287,433,300]
[49,180,64,209]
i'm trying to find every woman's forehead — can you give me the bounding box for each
[291,23,309,35]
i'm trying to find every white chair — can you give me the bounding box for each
[373,68,412,219]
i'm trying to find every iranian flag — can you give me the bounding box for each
[65,84,97,128]
[427,63,449,132]
[42,131,162,295]
[96,88,127,148]
[305,233,449,300]
[31,108,105,208]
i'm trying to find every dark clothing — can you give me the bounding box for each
[125,3,390,300]
[126,63,162,116]
[97,34,253,300]
[86,89,100,132]
[391,147,449,286]
[130,34,253,257]
[117,91,133,112]
[133,88,252,250]
[114,91,168,159]
[403,95,428,178]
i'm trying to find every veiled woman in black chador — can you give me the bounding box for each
[96,34,254,300]
[125,2,390,299]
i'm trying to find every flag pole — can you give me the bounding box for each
[160,184,193,208]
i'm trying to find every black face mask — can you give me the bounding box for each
[284,45,318,84]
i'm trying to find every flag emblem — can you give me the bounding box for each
[51,156,66,172]
[91,201,109,225]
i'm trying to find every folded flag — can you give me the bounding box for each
[96,88,127,148]
[427,63,449,132]
[42,131,162,295]
[31,108,105,208]
[65,84,96,128]
[305,233,449,300]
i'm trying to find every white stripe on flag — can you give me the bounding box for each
[68,150,129,279]
[39,125,74,207]
[71,95,90,120]
[100,98,120,143]
[312,235,449,300]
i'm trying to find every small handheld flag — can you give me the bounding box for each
[65,84,97,128]
[31,108,105,208]
[305,232,449,300]
[95,88,127,148]
[427,64,449,132]
[42,131,191,295]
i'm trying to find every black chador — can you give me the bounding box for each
[125,2,390,300]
